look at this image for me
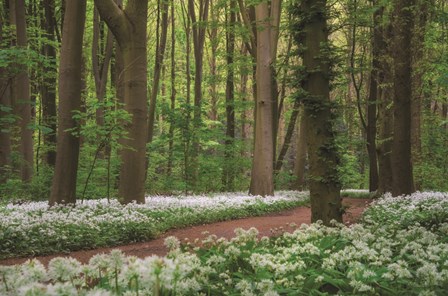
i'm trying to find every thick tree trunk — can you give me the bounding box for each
[366,3,382,192]
[49,0,86,205]
[249,2,274,196]
[293,0,342,224]
[391,0,415,196]
[410,0,428,190]
[0,12,12,184]
[222,0,236,191]
[10,0,33,182]
[377,83,394,194]
[95,0,148,204]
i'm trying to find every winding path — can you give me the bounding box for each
[0,198,370,266]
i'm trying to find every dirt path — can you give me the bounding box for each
[0,198,370,266]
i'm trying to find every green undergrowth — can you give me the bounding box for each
[0,192,309,259]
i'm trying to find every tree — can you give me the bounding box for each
[0,5,12,184]
[291,0,342,224]
[10,0,33,182]
[147,0,169,144]
[249,1,274,196]
[167,0,176,176]
[222,0,236,191]
[391,0,415,196]
[188,0,209,190]
[40,0,57,167]
[49,0,87,205]
[95,0,149,203]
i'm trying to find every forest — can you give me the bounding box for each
[1,0,447,204]
[0,0,448,294]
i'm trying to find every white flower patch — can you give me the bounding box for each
[1,191,309,258]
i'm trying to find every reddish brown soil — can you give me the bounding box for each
[0,198,370,266]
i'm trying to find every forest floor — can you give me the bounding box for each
[0,198,370,266]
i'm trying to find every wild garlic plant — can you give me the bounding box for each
[1,191,447,295]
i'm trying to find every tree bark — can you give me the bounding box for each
[366,2,381,192]
[391,0,415,196]
[292,0,342,224]
[275,98,300,173]
[222,0,236,191]
[208,0,218,122]
[10,0,33,182]
[188,0,209,190]
[95,0,149,204]
[92,7,114,131]
[167,0,176,176]
[147,0,169,144]
[40,0,57,167]
[293,107,307,190]
[410,0,428,190]
[49,0,86,205]
[0,9,12,184]
[249,2,274,196]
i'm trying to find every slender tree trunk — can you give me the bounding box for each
[95,0,149,204]
[366,2,381,192]
[49,0,86,205]
[249,2,274,196]
[391,0,415,196]
[167,0,176,176]
[147,0,169,144]
[270,0,281,163]
[10,0,33,182]
[92,7,114,131]
[208,0,218,121]
[180,0,192,191]
[275,98,300,173]
[40,0,57,167]
[292,0,342,224]
[188,0,209,190]
[293,107,307,190]
[222,0,236,191]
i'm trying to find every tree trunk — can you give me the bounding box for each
[147,0,169,144]
[391,0,415,196]
[249,2,274,196]
[292,0,342,224]
[49,0,86,205]
[10,0,33,182]
[208,0,218,122]
[293,107,307,190]
[95,0,149,204]
[92,7,114,131]
[222,0,236,191]
[410,0,428,190]
[40,0,57,167]
[167,0,176,176]
[275,98,300,173]
[0,10,12,184]
[188,0,209,190]
[366,2,382,192]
